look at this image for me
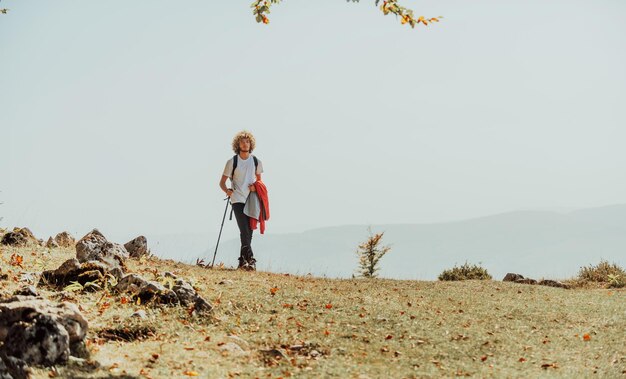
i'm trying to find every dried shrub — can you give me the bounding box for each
[438,262,492,281]
[577,260,626,288]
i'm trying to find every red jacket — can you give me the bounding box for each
[249,181,270,234]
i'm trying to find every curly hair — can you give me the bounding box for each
[231,130,256,154]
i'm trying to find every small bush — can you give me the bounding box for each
[438,262,492,281]
[577,260,626,288]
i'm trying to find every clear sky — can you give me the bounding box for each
[1,0,625,243]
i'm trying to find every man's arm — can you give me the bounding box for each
[220,175,233,197]
[249,174,262,192]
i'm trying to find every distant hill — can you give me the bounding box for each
[200,204,626,280]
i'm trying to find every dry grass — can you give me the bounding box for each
[1,244,625,378]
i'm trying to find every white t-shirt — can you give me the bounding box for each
[223,155,264,204]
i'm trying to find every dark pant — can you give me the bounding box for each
[232,202,254,261]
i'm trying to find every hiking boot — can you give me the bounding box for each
[237,256,247,270]
[246,257,256,271]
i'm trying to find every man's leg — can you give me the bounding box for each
[231,203,255,269]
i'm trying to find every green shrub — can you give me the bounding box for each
[578,260,626,288]
[438,262,492,281]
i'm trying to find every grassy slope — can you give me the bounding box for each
[0,244,624,379]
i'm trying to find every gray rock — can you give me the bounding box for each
[75,230,127,271]
[2,314,70,366]
[12,286,38,297]
[538,279,570,289]
[172,279,197,305]
[515,278,537,285]
[503,273,524,282]
[219,342,247,356]
[40,259,110,288]
[114,274,177,304]
[0,354,31,379]
[131,310,147,319]
[0,298,88,345]
[227,335,249,350]
[192,296,213,314]
[54,232,75,248]
[124,236,148,258]
[0,228,38,247]
[46,237,60,249]
[18,273,36,285]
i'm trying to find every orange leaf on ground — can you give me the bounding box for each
[270,287,279,296]
[325,304,333,309]
[183,371,199,376]
[519,357,526,362]
[583,333,591,341]
[324,330,330,336]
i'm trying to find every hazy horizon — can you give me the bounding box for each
[2,1,626,250]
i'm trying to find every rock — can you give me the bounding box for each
[227,335,249,350]
[219,342,247,356]
[538,280,570,289]
[40,259,109,288]
[503,273,524,282]
[0,298,88,368]
[75,230,127,272]
[46,237,59,249]
[0,228,38,247]
[54,232,75,248]
[114,274,177,304]
[192,296,213,314]
[12,286,38,297]
[171,277,212,314]
[124,236,148,258]
[0,354,31,379]
[115,273,211,312]
[18,273,36,285]
[131,310,147,319]
[515,278,537,285]
[172,279,197,305]
[2,314,70,366]
[0,298,88,345]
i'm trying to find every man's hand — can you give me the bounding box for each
[249,184,257,192]
[226,189,233,197]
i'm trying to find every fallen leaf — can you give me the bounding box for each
[519,357,526,362]
[183,371,199,376]
[270,287,279,296]
[325,304,333,309]
[583,333,591,341]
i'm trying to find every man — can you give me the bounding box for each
[219,131,264,270]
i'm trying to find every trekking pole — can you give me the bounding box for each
[210,197,230,268]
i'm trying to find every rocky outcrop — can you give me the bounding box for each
[75,229,128,271]
[503,273,568,289]
[538,279,570,289]
[124,236,149,258]
[503,273,524,282]
[46,237,60,249]
[0,228,39,247]
[114,272,212,314]
[54,232,75,248]
[0,297,89,369]
[39,258,123,290]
